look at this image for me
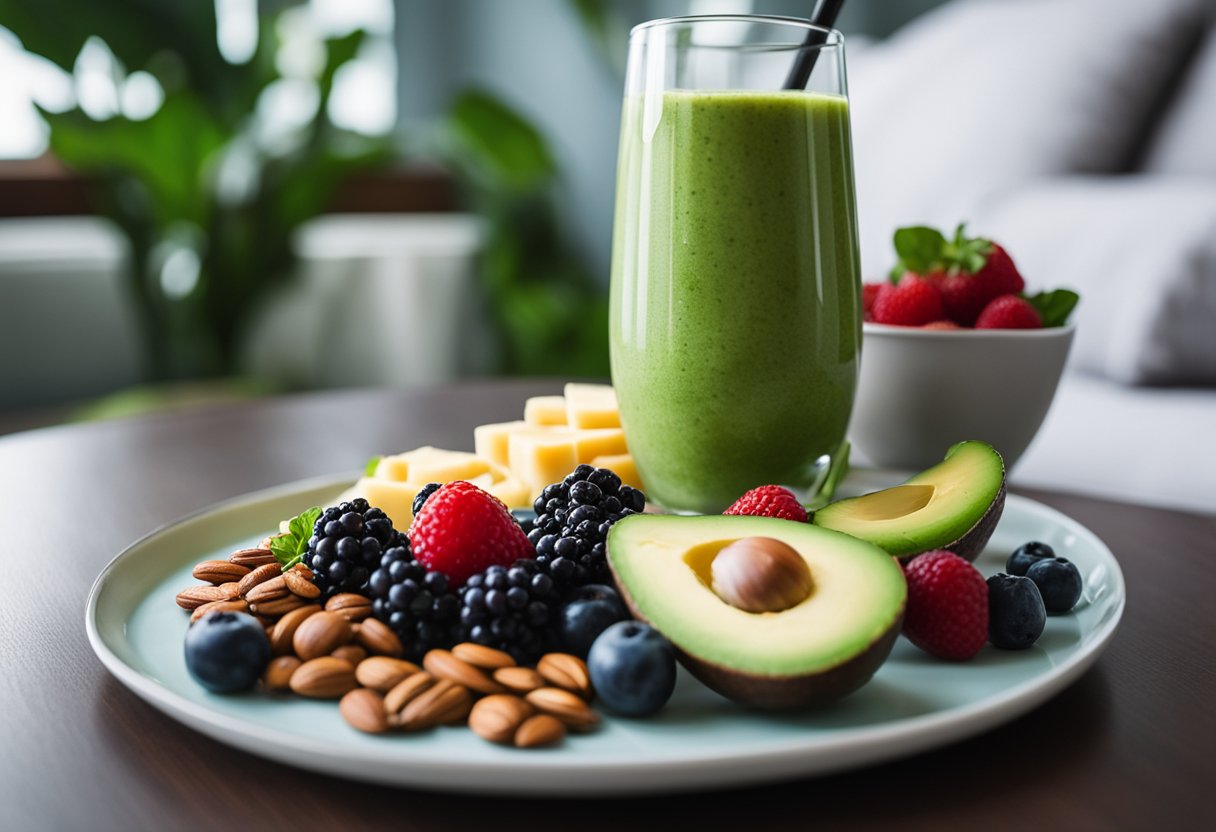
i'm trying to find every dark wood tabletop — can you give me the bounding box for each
[2,379,1213,831]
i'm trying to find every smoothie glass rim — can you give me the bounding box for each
[629,14,844,47]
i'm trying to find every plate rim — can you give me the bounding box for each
[85,474,1125,796]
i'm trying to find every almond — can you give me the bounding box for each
[515,714,566,748]
[230,547,278,568]
[249,594,309,617]
[192,560,251,585]
[383,672,436,716]
[325,593,372,621]
[340,688,390,734]
[355,657,421,692]
[468,694,535,744]
[537,653,593,699]
[290,657,357,698]
[237,562,282,597]
[331,645,367,665]
[353,618,404,658]
[525,687,599,730]
[262,656,301,692]
[399,679,472,731]
[493,666,545,695]
[293,611,353,661]
[424,649,505,695]
[190,598,250,623]
[175,585,232,610]
[269,604,322,654]
[283,569,321,600]
[245,575,288,604]
[451,642,516,670]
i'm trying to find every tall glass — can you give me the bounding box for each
[609,15,862,514]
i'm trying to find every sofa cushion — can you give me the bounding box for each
[974,178,1216,385]
[849,0,1211,275]
[1142,22,1216,177]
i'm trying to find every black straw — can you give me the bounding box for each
[782,0,846,90]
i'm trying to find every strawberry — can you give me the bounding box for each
[975,294,1042,329]
[872,274,945,326]
[890,225,1027,325]
[902,550,989,661]
[724,485,808,522]
[861,281,884,321]
[410,481,534,587]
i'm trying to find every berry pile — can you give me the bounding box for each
[304,499,398,601]
[457,561,560,663]
[366,540,461,662]
[864,223,1078,330]
[527,464,647,589]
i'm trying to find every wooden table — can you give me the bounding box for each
[2,380,1213,830]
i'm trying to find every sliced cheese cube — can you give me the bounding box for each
[571,427,628,461]
[409,453,493,484]
[524,395,568,426]
[564,383,620,429]
[489,477,531,510]
[590,453,644,490]
[509,431,579,497]
[474,421,528,467]
[373,455,411,482]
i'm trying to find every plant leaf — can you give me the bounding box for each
[364,456,381,477]
[891,226,947,276]
[1024,289,1079,328]
[269,506,321,570]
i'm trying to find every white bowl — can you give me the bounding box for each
[849,323,1075,471]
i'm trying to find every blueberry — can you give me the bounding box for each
[184,612,271,693]
[987,573,1046,650]
[558,584,629,658]
[1026,558,1083,613]
[587,621,676,717]
[1007,541,1055,576]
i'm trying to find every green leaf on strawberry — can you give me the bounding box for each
[1024,289,1079,328]
[890,223,994,279]
[269,506,321,570]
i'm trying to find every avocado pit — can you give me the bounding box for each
[710,536,813,613]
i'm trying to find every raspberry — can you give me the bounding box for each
[723,485,808,522]
[872,274,945,326]
[902,550,988,661]
[975,294,1042,329]
[410,481,534,587]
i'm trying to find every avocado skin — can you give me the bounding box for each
[944,480,1006,563]
[608,560,906,712]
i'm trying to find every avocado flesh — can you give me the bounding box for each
[812,440,1006,562]
[607,514,906,708]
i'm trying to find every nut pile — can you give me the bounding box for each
[180,544,598,748]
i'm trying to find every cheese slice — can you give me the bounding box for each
[564,383,620,429]
[509,431,579,497]
[474,421,528,467]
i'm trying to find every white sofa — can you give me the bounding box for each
[848,0,1216,515]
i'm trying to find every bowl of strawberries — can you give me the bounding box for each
[852,224,1078,471]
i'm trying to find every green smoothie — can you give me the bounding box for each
[609,90,861,513]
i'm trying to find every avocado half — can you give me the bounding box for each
[606,514,907,710]
[812,440,1006,562]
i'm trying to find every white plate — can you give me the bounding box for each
[86,472,1124,796]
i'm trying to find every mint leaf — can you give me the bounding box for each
[269,506,321,570]
[1024,289,1079,327]
[892,226,948,276]
[364,456,381,477]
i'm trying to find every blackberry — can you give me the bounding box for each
[367,542,460,661]
[457,561,559,663]
[412,482,443,518]
[526,465,646,589]
[304,498,399,601]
